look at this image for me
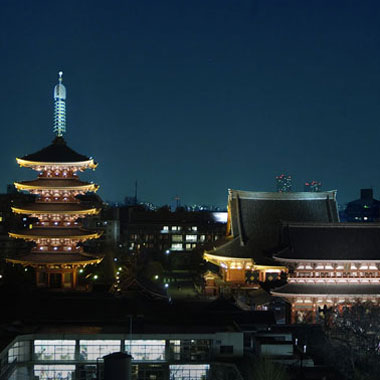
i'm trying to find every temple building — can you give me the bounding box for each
[203,189,339,295]
[7,72,103,289]
[272,223,380,323]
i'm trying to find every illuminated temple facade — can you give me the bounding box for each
[7,72,103,289]
[272,223,380,323]
[203,190,339,295]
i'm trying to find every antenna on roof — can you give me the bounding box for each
[53,71,67,137]
[134,180,138,205]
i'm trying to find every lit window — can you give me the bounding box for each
[79,340,121,361]
[200,235,205,242]
[172,235,183,242]
[171,243,183,251]
[125,340,165,361]
[172,226,178,231]
[8,341,29,363]
[191,226,197,231]
[186,235,197,242]
[163,226,169,231]
[34,365,76,379]
[34,340,76,361]
[169,364,210,379]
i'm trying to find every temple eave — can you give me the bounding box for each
[14,182,99,192]
[16,157,97,169]
[9,232,102,240]
[11,206,101,216]
[6,257,102,267]
[204,252,254,265]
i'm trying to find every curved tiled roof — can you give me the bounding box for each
[12,203,100,214]
[20,137,93,163]
[14,178,98,191]
[272,283,380,296]
[6,252,102,266]
[9,228,101,240]
[275,223,380,261]
[206,189,339,262]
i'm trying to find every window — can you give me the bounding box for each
[191,226,197,231]
[171,243,183,251]
[163,226,169,231]
[125,340,165,361]
[200,235,205,242]
[186,235,197,242]
[79,340,121,360]
[169,340,211,361]
[169,364,209,380]
[172,235,183,242]
[34,340,76,361]
[34,365,75,380]
[8,341,29,363]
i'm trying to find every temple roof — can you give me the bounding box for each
[14,178,98,191]
[272,283,380,296]
[9,228,101,240]
[206,189,339,263]
[18,137,95,165]
[276,223,380,261]
[12,203,100,215]
[6,252,102,266]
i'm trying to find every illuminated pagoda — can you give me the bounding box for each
[7,72,103,289]
[203,189,339,294]
[272,223,380,324]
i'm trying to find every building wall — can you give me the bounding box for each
[0,332,244,380]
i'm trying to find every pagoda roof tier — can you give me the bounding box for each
[12,203,101,215]
[275,223,380,262]
[9,228,102,240]
[204,189,339,262]
[271,283,380,297]
[6,252,102,267]
[17,137,97,169]
[14,178,99,192]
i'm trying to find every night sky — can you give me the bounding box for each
[1,1,380,207]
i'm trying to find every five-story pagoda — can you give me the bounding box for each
[7,72,103,289]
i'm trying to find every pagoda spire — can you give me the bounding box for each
[53,71,67,137]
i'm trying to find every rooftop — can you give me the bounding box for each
[19,136,94,164]
[14,178,98,191]
[12,203,101,215]
[9,227,101,239]
[207,189,339,263]
[6,252,102,266]
[276,223,380,261]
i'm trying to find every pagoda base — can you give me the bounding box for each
[36,268,78,289]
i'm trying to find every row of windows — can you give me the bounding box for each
[19,339,212,363]
[30,364,210,380]
[130,234,210,242]
[162,226,198,232]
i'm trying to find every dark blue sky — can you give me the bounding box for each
[1,0,380,206]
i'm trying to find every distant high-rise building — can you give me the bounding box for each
[276,174,292,192]
[304,180,322,192]
[344,188,380,222]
